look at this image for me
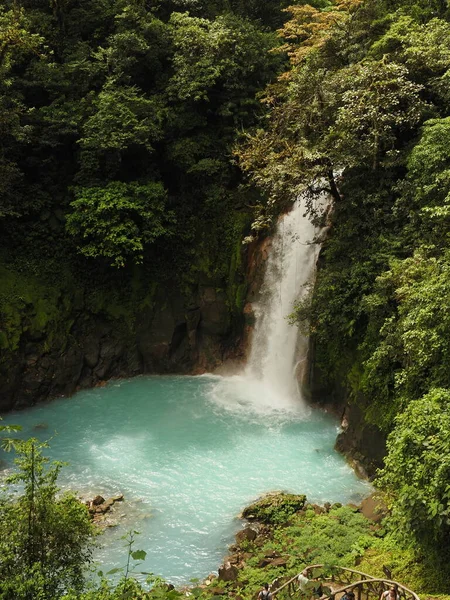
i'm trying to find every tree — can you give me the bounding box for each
[66,180,173,267]
[0,417,21,452]
[0,5,43,218]
[378,388,450,570]
[0,440,94,600]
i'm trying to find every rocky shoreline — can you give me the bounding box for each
[83,493,125,527]
[197,492,384,596]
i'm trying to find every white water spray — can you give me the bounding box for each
[244,195,324,410]
[207,194,327,417]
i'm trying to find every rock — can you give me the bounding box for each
[334,404,387,479]
[208,588,226,596]
[264,550,280,559]
[218,562,239,582]
[112,494,124,502]
[83,339,99,369]
[269,557,288,568]
[224,554,240,565]
[241,492,307,524]
[256,558,272,568]
[235,527,257,544]
[360,494,386,523]
[92,495,105,506]
[33,423,48,431]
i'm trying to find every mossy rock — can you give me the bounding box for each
[241,492,307,525]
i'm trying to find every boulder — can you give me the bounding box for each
[360,494,386,523]
[241,492,307,524]
[218,562,239,582]
[256,558,272,568]
[269,557,288,568]
[235,527,257,545]
[92,495,105,506]
[224,554,240,565]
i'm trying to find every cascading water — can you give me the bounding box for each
[207,194,326,416]
[245,196,323,408]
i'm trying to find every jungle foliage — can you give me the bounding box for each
[235,0,450,579]
[4,0,450,594]
[0,0,284,273]
[0,440,95,600]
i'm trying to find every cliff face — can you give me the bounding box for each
[308,330,386,479]
[0,262,246,412]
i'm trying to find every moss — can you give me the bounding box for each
[241,492,307,524]
[234,282,248,313]
[0,266,65,353]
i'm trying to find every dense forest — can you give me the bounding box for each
[2,0,450,598]
[237,0,450,582]
[0,0,288,408]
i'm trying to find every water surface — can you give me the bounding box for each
[1,374,370,584]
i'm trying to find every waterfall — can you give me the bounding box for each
[245,195,324,409]
[207,194,326,417]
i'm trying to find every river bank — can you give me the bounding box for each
[191,493,438,600]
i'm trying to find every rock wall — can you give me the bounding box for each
[0,269,245,412]
[308,312,386,479]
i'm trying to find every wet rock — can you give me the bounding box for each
[33,423,49,431]
[84,340,100,369]
[86,494,126,526]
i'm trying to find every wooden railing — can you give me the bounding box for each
[270,565,420,600]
